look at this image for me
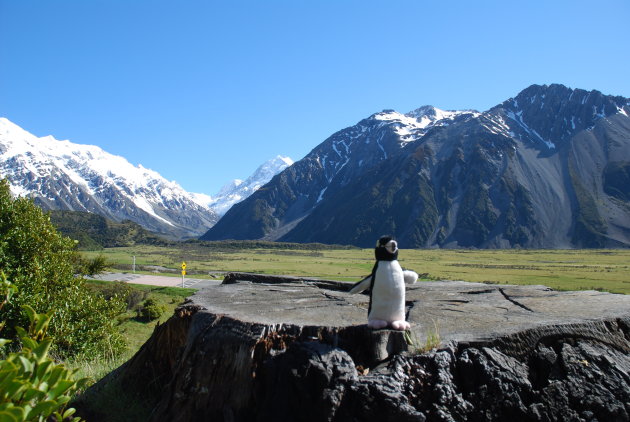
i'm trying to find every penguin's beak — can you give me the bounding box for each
[385,240,398,254]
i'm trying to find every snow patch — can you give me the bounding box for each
[317,186,327,203]
[331,142,341,157]
[376,132,387,159]
[373,107,475,142]
[480,115,511,136]
[132,196,175,226]
[506,110,555,149]
[593,105,606,118]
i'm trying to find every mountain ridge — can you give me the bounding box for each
[0,117,219,239]
[0,119,296,238]
[202,84,630,248]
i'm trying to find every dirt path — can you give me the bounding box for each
[88,272,221,288]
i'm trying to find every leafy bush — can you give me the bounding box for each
[75,254,109,277]
[0,179,126,360]
[90,281,148,311]
[126,290,149,311]
[0,275,88,421]
[138,298,165,321]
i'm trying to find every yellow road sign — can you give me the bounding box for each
[181,262,187,270]
[181,270,186,276]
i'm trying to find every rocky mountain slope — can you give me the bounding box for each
[201,106,476,241]
[201,84,630,248]
[0,118,218,239]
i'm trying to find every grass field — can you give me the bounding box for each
[82,245,630,294]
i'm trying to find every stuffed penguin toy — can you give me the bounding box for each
[349,236,418,330]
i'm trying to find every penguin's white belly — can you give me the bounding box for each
[369,261,406,322]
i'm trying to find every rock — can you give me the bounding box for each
[78,273,630,421]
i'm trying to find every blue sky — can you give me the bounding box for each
[1,0,629,195]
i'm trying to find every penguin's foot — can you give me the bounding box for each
[367,319,388,329]
[390,320,410,331]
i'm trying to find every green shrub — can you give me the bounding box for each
[76,254,109,277]
[0,275,88,421]
[126,289,149,311]
[87,281,148,311]
[139,298,165,321]
[0,179,126,360]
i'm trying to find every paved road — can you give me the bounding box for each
[88,272,221,289]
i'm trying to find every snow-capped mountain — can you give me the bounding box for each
[193,155,294,216]
[0,118,218,238]
[201,105,478,241]
[202,84,630,248]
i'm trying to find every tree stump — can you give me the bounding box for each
[79,273,630,421]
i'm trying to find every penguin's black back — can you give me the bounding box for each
[367,261,379,316]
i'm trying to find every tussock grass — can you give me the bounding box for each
[404,319,441,353]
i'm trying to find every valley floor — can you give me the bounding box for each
[81,245,630,295]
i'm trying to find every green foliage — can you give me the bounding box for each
[0,278,88,422]
[0,273,17,333]
[404,320,441,354]
[48,210,169,250]
[74,254,109,277]
[0,179,126,360]
[88,281,148,311]
[138,298,165,321]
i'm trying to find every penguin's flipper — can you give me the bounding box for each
[403,270,418,284]
[348,275,372,294]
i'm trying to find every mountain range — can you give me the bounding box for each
[201,84,630,248]
[0,118,290,239]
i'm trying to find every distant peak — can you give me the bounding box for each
[255,156,294,173]
[207,155,293,216]
[216,179,244,197]
[406,105,438,118]
[506,83,628,115]
[370,107,477,135]
[515,83,573,100]
[272,155,294,166]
